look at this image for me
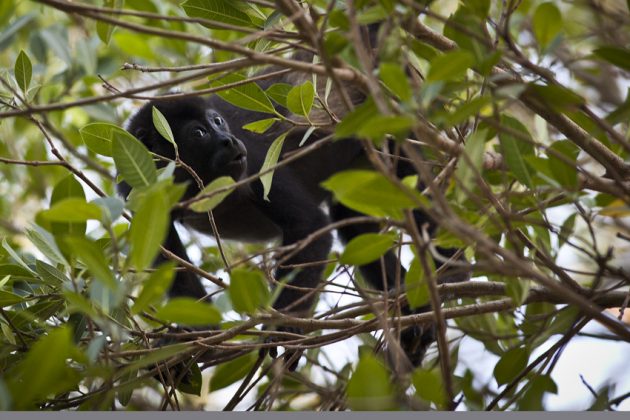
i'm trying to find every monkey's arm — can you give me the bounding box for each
[158,222,208,300]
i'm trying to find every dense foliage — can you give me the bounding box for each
[0,0,629,411]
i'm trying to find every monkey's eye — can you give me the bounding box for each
[213,116,224,126]
[192,128,206,138]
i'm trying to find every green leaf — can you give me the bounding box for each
[92,197,125,223]
[532,2,562,49]
[35,260,69,287]
[606,88,630,125]
[14,50,32,93]
[519,375,558,410]
[335,99,378,139]
[152,106,176,149]
[242,118,278,133]
[182,0,257,28]
[286,81,315,117]
[265,83,292,108]
[63,236,117,290]
[8,326,78,409]
[379,62,411,101]
[347,353,394,410]
[112,130,157,189]
[528,84,584,111]
[322,170,425,220]
[96,0,123,44]
[547,140,579,188]
[25,226,67,266]
[427,50,474,82]
[498,115,534,187]
[323,31,349,56]
[465,0,490,18]
[155,297,221,326]
[0,290,24,307]
[443,96,491,127]
[190,176,236,212]
[356,115,414,141]
[131,263,176,315]
[177,362,203,396]
[79,123,119,156]
[405,256,430,309]
[211,73,275,114]
[493,346,529,385]
[210,351,258,391]
[340,233,396,265]
[49,175,86,236]
[117,343,188,376]
[228,268,270,314]
[260,132,286,201]
[594,46,630,71]
[412,368,446,407]
[455,129,486,203]
[40,198,103,223]
[129,186,170,271]
[505,278,530,306]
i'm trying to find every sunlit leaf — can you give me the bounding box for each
[347,353,394,410]
[228,268,270,314]
[63,236,117,290]
[112,130,157,189]
[260,132,286,201]
[494,346,529,385]
[340,233,396,265]
[405,256,430,309]
[190,176,236,212]
[155,297,221,326]
[322,170,426,220]
[129,186,170,271]
[427,50,474,82]
[242,118,278,133]
[211,73,275,114]
[286,81,315,117]
[152,106,176,150]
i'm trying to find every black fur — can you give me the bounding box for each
[122,78,469,370]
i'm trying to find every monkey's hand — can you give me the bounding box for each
[259,324,304,372]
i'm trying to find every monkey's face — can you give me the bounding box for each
[174,110,247,184]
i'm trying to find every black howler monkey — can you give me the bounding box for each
[122,54,469,372]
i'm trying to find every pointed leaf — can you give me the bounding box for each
[340,233,396,265]
[347,353,394,410]
[112,130,157,189]
[260,132,286,201]
[64,236,117,290]
[129,186,170,271]
[211,73,275,114]
[533,2,562,49]
[190,176,236,212]
[152,106,176,149]
[286,81,315,117]
[155,297,221,326]
[131,263,176,315]
[14,50,32,93]
[228,269,270,314]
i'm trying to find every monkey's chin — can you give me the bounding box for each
[224,155,247,178]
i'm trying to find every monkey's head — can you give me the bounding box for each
[127,96,247,186]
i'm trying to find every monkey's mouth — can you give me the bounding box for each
[227,153,246,168]
[231,153,246,163]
